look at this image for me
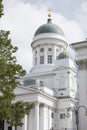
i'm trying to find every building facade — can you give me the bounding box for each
[5,15,87,130]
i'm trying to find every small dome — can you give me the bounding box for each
[34,19,64,36]
[57,51,72,60]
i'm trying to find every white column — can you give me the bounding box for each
[44,46,47,64]
[37,47,40,66]
[27,109,34,130]
[53,45,56,62]
[12,126,15,130]
[40,104,49,130]
[22,115,28,130]
[40,104,45,130]
[34,102,39,130]
[4,120,8,130]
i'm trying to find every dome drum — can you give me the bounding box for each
[32,18,67,48]
[31,37,67,49]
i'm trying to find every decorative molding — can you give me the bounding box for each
[76,60,87,70]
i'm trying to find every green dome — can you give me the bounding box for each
[34,19,64,36]
[57,51,72,60]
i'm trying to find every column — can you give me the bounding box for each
[12,126,15,130]
[44,46,47,65]
[40,104,45,130]
[4,120,8,130]
[34,102,39,130]
[22,115,28,130]
[40,104,49,130]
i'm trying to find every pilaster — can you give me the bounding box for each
[22,115,28,130]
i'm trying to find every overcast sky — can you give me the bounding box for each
[0,0,87,72]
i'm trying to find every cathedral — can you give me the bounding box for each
[5,13,87,130]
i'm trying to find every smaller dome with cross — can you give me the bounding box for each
[57,51,72,60]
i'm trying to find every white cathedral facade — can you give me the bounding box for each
[5,15,87,130]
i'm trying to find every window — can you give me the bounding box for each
[48,48,52,51]
[8,126,12,130]
[48,55,52,64]
[35,50,37,54]
[40,56,44,64]
[40,48,44,52]
[23,79,36,86]
[35,57,37,65]
[60,114,65,119]
[51,112,54,118]
[0,120,4,130]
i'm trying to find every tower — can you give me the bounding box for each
[30,13,67,74]
[54,51,77,130]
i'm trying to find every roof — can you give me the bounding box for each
[71,40,87,50]
[34,18,64,36]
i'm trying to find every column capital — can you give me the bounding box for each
[76,60,87,70]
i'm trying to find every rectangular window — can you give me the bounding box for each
[48,48,52,51]
[48,55,52,64]
[35,57,37,65]
[8,126,12,130]
[40,56,44,64]
[0,120,4,130]
[51,112,54,118]
[60,114,65,119]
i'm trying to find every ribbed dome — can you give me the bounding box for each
[57,51,72,60]
[34,19,64,36]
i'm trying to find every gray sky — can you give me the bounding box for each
[0,0,87,72]
[22,0,87,35]
[22,0,85,19]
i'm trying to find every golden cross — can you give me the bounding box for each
[48,8,52,18]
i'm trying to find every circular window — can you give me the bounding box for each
[40,48,44,52]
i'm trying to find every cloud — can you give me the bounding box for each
[52,13,85,43]
[74,1,87,36]
[0,0,85,72]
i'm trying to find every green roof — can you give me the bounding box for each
[34,19,64,36]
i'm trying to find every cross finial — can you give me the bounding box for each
[64,45,67,52]
[48,8,52,18]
